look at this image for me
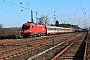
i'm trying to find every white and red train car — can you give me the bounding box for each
[46,26,74,34]
[21,22,74,37]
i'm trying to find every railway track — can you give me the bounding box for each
[32,32,86,60]
[52,33,86,60]
[0,33,76,60]
[86,31,90,60]
[0,33,72,51]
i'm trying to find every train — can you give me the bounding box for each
[21,22,74,38]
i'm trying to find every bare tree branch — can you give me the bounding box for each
[37,15,49,25]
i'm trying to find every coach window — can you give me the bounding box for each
[57,28,59,31]
[47,27,48,29]
[48,28,52,30]
[54,28,56,30]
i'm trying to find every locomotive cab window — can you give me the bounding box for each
[22,25,30,30]
[32,26,33,28]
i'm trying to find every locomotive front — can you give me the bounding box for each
[21,22,31,37]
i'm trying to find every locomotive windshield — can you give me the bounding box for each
[22,25,30,30]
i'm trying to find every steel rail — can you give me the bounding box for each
[51,33,84,60]
[83,40,87,60]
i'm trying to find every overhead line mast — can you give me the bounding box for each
[31,10,33,23]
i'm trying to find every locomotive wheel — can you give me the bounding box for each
[37,34,40,37]
[23,36,27,38]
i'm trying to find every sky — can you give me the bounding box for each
[0,0,90,28]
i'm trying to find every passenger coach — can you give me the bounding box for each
[46,26,74,34]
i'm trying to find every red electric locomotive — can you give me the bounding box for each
[21,22,46,37]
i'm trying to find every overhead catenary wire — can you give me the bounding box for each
[44,0,66,14]
[2,0,29,10]
[0,0,32,20]
[0,14,28,21]
[44,0,75,21]
[79,0,86,15]
[0,7,30,20]
[2,0,35,12]
[0,7,29,16]
[0,0,90,28]
[58,0,90,20]
[79,0,87,28]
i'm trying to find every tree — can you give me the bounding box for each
[55,20,59,26]
[37,15,49,25]
[0,24,3,28]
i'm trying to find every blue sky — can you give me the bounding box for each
[0,0,90,28]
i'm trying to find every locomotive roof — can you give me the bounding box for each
[23,22,45,27]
